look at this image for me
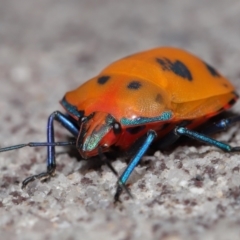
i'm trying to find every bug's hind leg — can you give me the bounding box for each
[175,126,240,153]
[152,115,240,150]
[22,111,80,188]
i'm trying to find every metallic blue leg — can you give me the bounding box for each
[47,111,79,169]
[176,127,240,152]
[114,130,157,202]
[22,111,81,188]
[153,116,240,149]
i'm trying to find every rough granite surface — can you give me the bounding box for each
[1,1,240,240]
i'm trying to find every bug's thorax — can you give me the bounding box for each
[77,112,120,158]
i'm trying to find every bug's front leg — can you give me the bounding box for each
[22,111,80,188]
[114,130,157,202]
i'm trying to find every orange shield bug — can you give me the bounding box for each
[1,47,239,201]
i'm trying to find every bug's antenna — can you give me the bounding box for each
[98,147,118,176]
[0,141,76,153]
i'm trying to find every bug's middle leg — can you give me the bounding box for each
[114,130,157,202]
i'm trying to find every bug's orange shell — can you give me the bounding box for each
[64,47,236,122]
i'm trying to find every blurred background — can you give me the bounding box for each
[0,1,240,239]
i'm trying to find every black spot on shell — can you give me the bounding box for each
[204,62,221,77]
[156,58,192,81]
[97,76,110,84]
[155,94,163,103]
[222,83,229,88]
[126,125,146,134]
[127,81,142,90]
[228,98,236,106]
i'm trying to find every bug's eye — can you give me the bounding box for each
[113,122,122,135]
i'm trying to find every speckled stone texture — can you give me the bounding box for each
[1,1,240,239]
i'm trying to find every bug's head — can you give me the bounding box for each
[77,112,122,158]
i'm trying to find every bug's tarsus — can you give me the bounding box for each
[114,181,134,203]
[22,164,56,189]
[114,185,123,203]
[21,172,51,189]
[231,147,240,152]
